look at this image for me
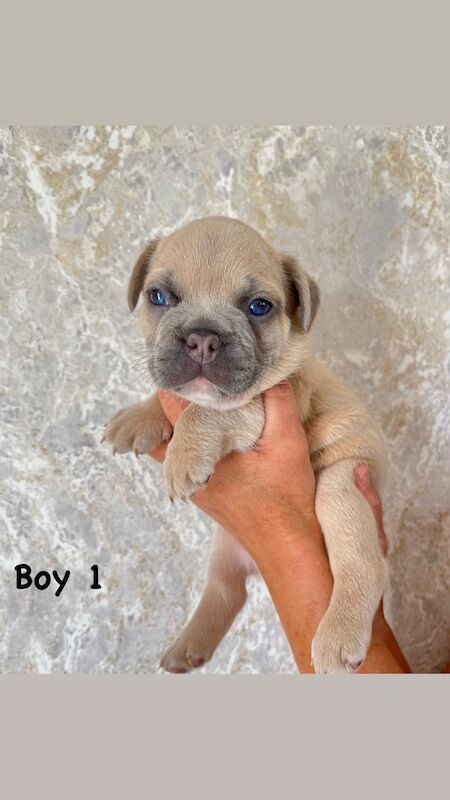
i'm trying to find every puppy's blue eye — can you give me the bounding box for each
[148,289,170,306]
[249,298,273,316]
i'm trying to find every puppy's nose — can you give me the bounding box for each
[186,330,221,365]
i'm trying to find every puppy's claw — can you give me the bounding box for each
[311,611,372,674]
[160,638,212,674]
[188,656,205,668]
[346,659,364,673]
[165,665,188,675]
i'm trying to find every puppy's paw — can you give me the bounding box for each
[160,633,213,674]
[103,401,172,456]
[311,610,372,674]
[163,440,217,502]
[163,423,221,501]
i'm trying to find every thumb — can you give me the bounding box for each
[260,381,304,444]
[158,390,190,425]
[354,464,387,556]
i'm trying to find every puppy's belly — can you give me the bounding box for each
[221,529,258,577]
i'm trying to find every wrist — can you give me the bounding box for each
[247,510,328,579]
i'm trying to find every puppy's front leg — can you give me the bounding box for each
[163,398,264,502]
[103,393,172,456]
[312,459,388,674]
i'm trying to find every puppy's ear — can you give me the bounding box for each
[127,238,160,311]
[281,254,320,332]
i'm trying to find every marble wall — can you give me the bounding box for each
[1,126,449,673]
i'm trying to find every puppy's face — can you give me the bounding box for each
[128,217,319,409]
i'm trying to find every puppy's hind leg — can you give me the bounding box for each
[311,459,388,674]
[160,527,255,673]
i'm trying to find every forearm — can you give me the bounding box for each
[250,515,405,674]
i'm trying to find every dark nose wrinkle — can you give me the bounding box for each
[186,330,221,365]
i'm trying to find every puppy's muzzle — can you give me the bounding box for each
[184,329,223,366]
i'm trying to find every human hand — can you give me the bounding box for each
[150,387,388,568]
[150,382,322,562]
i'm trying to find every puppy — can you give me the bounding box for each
[104,216,388,674]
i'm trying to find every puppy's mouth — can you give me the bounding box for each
[174,375,226,402]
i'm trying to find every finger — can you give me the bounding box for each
[354,464,388,556]
[158,390,190,425]
[354,464,384,523]
[260,381,306,444]
[148,441,168,464]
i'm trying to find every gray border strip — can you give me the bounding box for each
[1,1,450,123]
[1,675,448,797]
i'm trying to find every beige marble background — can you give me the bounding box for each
[1,126,449,673]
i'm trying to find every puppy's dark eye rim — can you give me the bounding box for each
[248,297,274,316]
[146,287,178,306]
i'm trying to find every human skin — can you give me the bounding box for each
[150,383,410,674]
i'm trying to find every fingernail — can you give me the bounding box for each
[355,464,370,489]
